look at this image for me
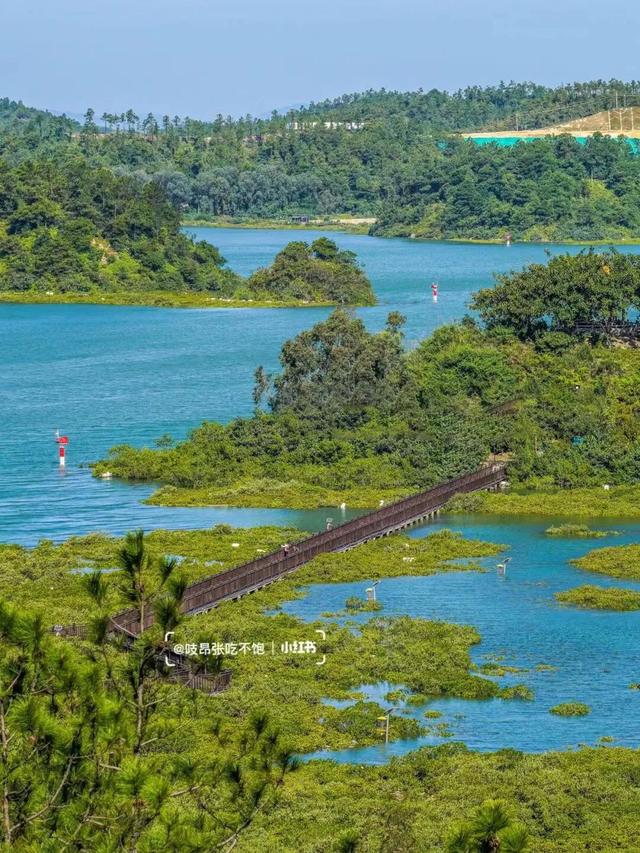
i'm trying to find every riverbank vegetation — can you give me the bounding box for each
[185,214,374,233]
[2,525,516,758]
[372,134,640,242]
[447,487,640,518]
[0,526,501,626]
[0,160,373,307]
[95,252,640,509]
[556,584,640,611]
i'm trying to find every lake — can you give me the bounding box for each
[1,229,638,544]
[2,228,640,759]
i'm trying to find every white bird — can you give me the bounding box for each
[497,557,512,573]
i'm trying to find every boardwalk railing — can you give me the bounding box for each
[575,320,640,339]
[51,623,233,695]
[111,463,507,636]
[164,662,232,695]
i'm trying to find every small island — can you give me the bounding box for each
[550,702,591,717]
[555,585,640,611]
[544,524,615,538]
[246,238,375,305]
[0,160,375,309]
[572,544,640,582]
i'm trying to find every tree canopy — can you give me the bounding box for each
[372,135,640,241]
[268,308,406,418]
[471,250,640,339]
[0,158,239,296]
[247,239,375,305]
[3,83,640,239]
[0,530,295,849]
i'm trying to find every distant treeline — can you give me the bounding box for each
[2,82,640,237]
[373,134,640,241]
[296,80,640,131]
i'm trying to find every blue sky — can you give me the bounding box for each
[3,0,639,118]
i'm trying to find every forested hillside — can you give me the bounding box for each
[2,81,640,239]
[0,158,240,299]
[295,80,640,131]
[373,134,640,241]
[0,160,374,305]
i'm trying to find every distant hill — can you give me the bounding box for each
[551,107,640,135]
[3,83,640,241]
[295,81,640,132]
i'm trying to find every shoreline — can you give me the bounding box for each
[183,219,640,247]
[87,474,640,519]
[445,486,640,519]
[0,290,339,310]
[183,216,373,234]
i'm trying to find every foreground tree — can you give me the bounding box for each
[0,531,296,849]
[267,308,412,422]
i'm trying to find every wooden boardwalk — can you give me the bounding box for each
[111,463,507,636]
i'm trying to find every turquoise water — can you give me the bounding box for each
[285,516,640,762]
[2,228,640,759]
[2,229,639,544]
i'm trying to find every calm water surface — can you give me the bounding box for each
[287,515,640,760]
[3,229,639,544]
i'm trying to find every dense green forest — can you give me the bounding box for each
[0,158,240,299]
[373,135,640,241]
[95,251,640,505]
[0,159,373,305]
[3,82,640,239]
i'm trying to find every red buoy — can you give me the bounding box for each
[55,432,69,467]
